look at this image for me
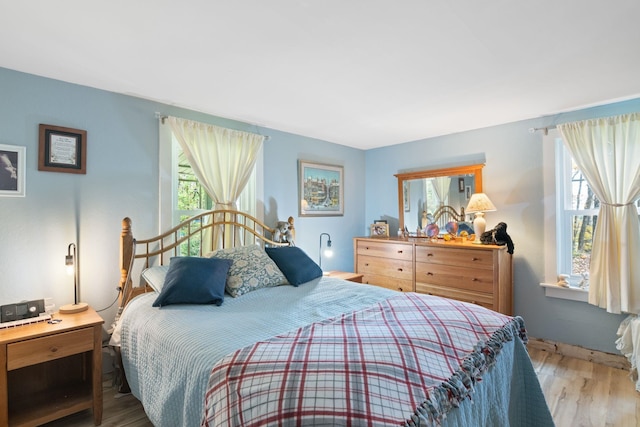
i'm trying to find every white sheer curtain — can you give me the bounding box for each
[558,113,640,314]
[431,176,451,207]
[168,116,264,249]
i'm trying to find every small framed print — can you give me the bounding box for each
[458,177,465,192]
[38,124,87,174]
[465,185,472,200]
[370,223,389,237]
[0,144,26,197]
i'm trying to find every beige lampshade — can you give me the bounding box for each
[466,193,497,213]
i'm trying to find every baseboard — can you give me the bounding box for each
[527,337,630,370]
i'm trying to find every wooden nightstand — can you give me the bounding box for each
[0,307,104,426]
[324,271,364,283]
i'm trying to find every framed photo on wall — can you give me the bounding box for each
[38,124,87,174]
[0,144,26,197]
[299,160,344,216]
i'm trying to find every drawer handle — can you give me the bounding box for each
[50,346,59,353]
[472,278,479,282]
[397,268,403,272]
[398,287,404,292]
[397,250,403,254]
[471,300,478,305]
[365,263,369,266]
[426,272,433,276]
[427,253,434,257]
[471,257,480,261]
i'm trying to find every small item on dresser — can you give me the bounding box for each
[479,222,514,254]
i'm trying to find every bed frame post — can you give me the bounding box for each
[119,217,134,308]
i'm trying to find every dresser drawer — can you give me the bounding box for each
[415,282,494,310]
[357,255,413,281]
[415,262,494,293]
[416,245,494,269]
[361,274,413,292]
[356,240,412,261]
[7,328,94,370]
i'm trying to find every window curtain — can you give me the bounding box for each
[168,116,264,250]
[558,112,640,314]
[431,176,451,207]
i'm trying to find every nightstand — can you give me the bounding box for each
[0,307,104,426]
[324,271,364,283]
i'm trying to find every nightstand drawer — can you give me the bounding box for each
[7,327,94,370]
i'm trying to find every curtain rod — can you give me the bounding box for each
[528,125,557,135]
[154,112,270,140]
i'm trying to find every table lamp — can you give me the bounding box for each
[465,193,497,244]
[60,242,88,314]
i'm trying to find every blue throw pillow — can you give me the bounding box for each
[152,256,233,307]
[265,246,322,286]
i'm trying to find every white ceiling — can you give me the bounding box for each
[1,1,640,149]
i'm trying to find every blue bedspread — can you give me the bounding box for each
[118,277,553,426]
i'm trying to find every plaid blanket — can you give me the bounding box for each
[201,293,526,427]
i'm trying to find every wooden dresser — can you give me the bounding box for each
[354,237,513,315]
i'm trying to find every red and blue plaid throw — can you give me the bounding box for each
[201,293,526,427]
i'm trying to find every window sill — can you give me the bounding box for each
[540,282,588,302]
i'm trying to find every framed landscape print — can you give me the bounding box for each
[299,160,344,216]
[38,124,87,174]
[0,144,26,197]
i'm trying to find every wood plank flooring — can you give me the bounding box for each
[43,347,639,427]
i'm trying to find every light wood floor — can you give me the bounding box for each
[43,347,639,427]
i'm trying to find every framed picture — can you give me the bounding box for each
[0,144,26,197]
[465,185,472,200]
[38,124,87,174]
[299,160,344,216]
[458,177,465,192]
[403,181,410,211]
[370,223,389,237]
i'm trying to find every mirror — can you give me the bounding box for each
[395,164,484,233]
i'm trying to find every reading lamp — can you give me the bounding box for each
[319,232,333,270]
[60,243,88,314]
[465,193,497,244]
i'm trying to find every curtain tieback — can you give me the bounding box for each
[600,201,633,207]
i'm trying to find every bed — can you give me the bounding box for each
[111,209,554,427]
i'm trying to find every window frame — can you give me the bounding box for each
[541,129,588,300]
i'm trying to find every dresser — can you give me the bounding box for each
[354,237,513,315]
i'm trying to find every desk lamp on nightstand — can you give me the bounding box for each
[465,193,497,244]
[319,232,333,274]
[59,242,88,314]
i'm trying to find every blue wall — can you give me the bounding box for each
[1,66,638,354]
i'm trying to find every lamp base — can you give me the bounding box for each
[473,212,487,244]
[59,302,89,314]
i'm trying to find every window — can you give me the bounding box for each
[556,141,599,279]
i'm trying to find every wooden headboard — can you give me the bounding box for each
[118,209,294,308]
[432,205,466,230]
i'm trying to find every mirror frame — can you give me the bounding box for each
[395,163,484,231]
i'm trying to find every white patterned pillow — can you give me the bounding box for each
[208,245,288,297]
